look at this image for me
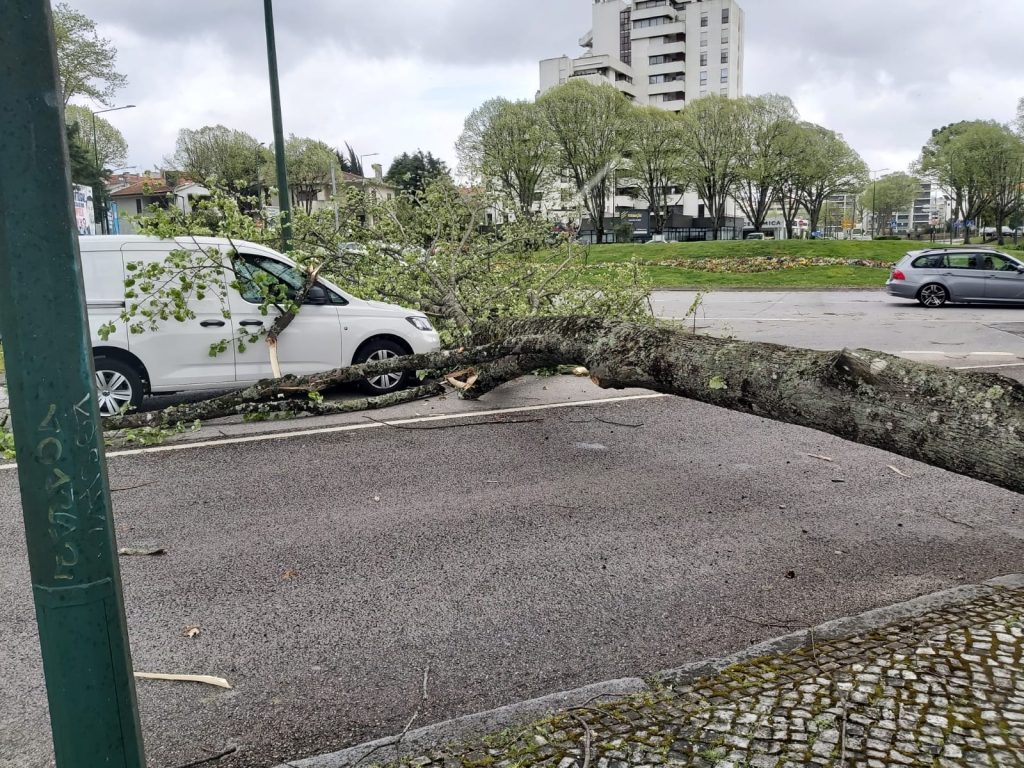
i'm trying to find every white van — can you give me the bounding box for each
[80,235,441,415]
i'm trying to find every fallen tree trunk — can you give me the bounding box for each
[105,317,1024,495]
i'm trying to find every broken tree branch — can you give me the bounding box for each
[101,317,1024,496]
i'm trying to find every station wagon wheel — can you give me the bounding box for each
[918,283,948,308]
[93,357,144,416]
[354,339,411,395]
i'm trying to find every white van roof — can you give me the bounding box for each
[77,234,281,257]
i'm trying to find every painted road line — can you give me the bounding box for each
[968,352,1016,356]
[0,393,669,469]
[953,362,1024,370]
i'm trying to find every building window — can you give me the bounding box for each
[722,7,730,23]
[700,71,708,85]
[650,53,684,65]
[619,8,632,65]
[700,32,707,47]
[721,29,729,43]
[634,0,667,8]
[721,68,728,82]
[650,73,684,84]
[633,17,668,29]
[661,92,685,102]
[700,12,708,27]
[135,198,142,214]
[720,87,729,96]
[700,89,707,97]
[700,51,708,66]
[721,49,728,64]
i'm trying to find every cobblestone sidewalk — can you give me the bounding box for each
[291,580,1024,768]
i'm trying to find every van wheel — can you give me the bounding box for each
[93,357,144,416]
[354,340,411,395]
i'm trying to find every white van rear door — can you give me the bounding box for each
[225,251,343,382]
[121,243,237,390]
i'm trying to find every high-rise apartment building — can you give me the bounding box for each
[539,0,745,110]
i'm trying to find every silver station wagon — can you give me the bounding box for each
[886,248,1024,307]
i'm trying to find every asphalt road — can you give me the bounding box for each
[2,386,1023,767]
[651,288,1024,380]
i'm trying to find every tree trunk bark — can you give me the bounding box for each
[104,318,1024,496]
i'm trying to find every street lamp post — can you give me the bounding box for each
[263,0,292,252]
[90,104,135,234]
[869,168,889,239]
[359,152,379,177]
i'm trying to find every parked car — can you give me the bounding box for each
[745,232,765,240]
[81,235,440,415]
[885,247,1024,308]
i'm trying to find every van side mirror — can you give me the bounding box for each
[305,285,328,305]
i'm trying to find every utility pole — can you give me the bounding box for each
[0,3,145,766]
[264,0,292,251]
[90,104,135,234]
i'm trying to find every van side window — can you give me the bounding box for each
[234,254,346,305]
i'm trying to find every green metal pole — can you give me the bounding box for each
[0,3,145,766]
[264,0,292,252]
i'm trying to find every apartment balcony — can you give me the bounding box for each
[572,54,632,79]
[656,93,686,109]
[631,19,685,41]
[648,79,687,96]
[645,33,687,57]
[631,3,676,22]
[648,60,686,76]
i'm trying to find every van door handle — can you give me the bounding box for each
[240,320,264,327]
[200,320,226,327]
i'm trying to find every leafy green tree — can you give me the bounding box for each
[1015,97,1024,137]
[676,95,746,239]
[53,2,127,106]
[918,120,1013,243]
[385,150,451,198]
[261,136,339,214]
[169,125,268,196]
[794,124,868,234]
[620,107,687,234]
[64,103,128,170]
[977,127,1024,245]
[457,98,556,219]
[732,95,799,231]
[538,80,632,243]
[858,172,920,235]
[66,120,109,224]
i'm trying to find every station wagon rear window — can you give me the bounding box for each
[911,253,945,268]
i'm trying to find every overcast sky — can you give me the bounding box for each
[69,0,1023,177]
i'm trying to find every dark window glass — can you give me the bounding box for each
[235,254,346,305]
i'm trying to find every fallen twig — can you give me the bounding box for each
[933,511,976,529]
[110,480,157,493]
[568,712,593,768]
[134,672,231,689]
[169,746,238,768]
[807,454,834,463]
[118,546,166,557]
[352,664,431,768]
[887,465,910,478]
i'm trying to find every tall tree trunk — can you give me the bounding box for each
[110,318,1024,497]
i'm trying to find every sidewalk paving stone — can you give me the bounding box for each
[288,582,1024,768]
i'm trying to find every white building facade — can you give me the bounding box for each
[540,0,745,109]
[539,0,747,240]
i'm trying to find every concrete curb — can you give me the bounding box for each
[280,678,648,768]
[275,575,1024,767]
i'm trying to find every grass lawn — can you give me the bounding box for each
[575,239,1024,289]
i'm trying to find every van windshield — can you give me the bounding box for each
[234,254,345,305]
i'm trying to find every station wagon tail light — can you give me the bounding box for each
[891,269,906,281]
[407,316,433,331]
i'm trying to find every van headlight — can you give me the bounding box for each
[407,316,433,331]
